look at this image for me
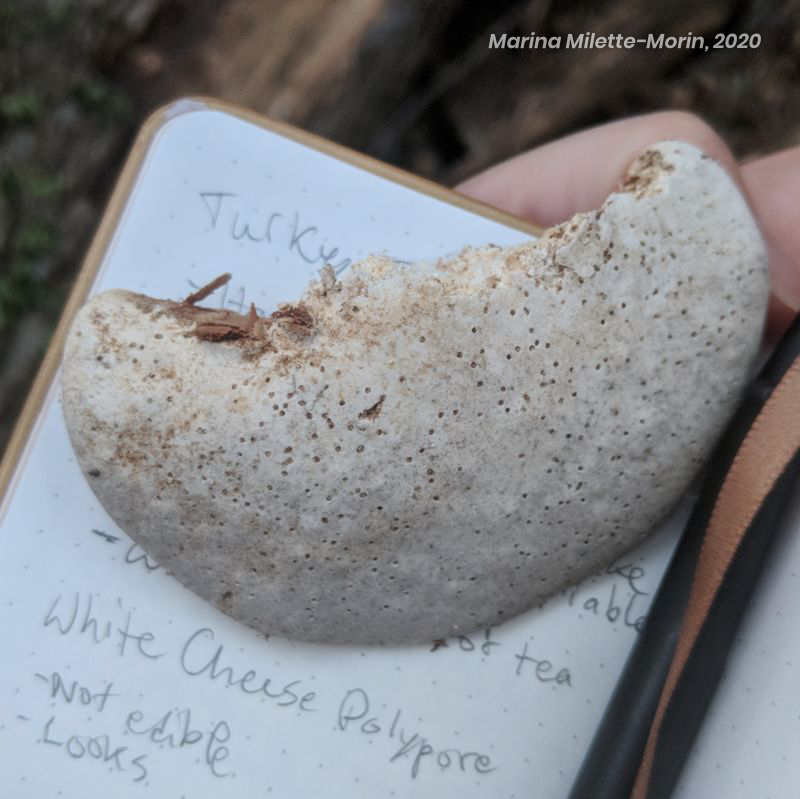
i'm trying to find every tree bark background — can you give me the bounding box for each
[1,0,799,454]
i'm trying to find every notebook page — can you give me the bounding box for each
[0,102,681,799]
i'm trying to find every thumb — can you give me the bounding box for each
[455,111,740,227]
[741,145,800,337]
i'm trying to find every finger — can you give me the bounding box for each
[455,110,739,228]
[741,145,800,336]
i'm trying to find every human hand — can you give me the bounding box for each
[456,111,800,340]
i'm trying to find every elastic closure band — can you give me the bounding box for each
[632,355,800,798]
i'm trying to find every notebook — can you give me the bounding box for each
[0,98,794,799]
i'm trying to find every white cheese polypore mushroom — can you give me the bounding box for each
[61,142,769,644]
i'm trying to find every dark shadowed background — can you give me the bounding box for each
[1,0,799,456]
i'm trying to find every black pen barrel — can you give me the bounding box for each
[646,448,800,799]
[565,480,711,799]
[567,315,800,799]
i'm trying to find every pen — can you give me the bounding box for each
[567,313,800,799]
